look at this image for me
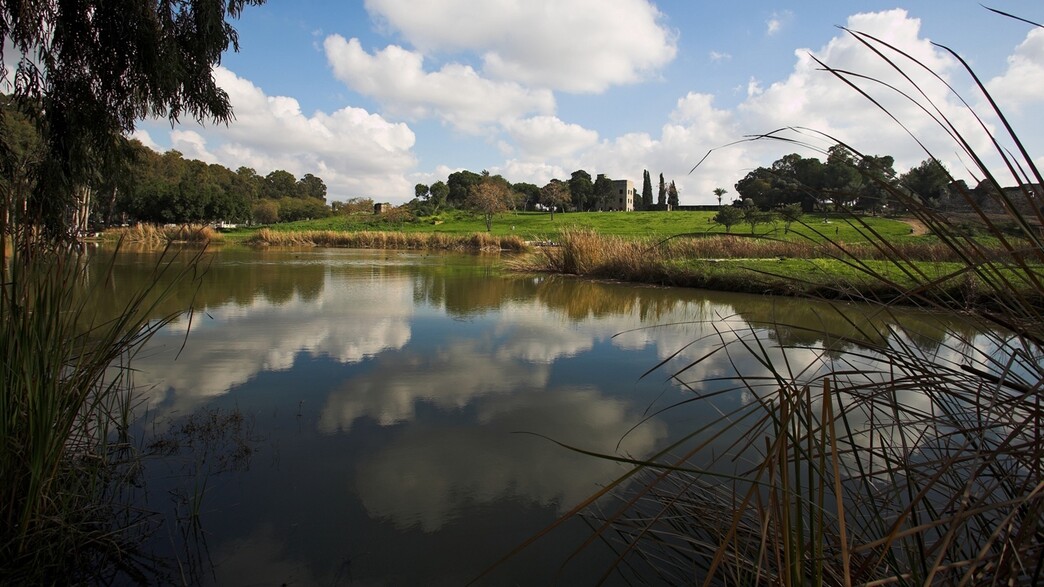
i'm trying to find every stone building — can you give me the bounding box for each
[609,179,636,211]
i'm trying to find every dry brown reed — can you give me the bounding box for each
[513,228,975,279]
[104,223,220,245]
[245,228,528,252]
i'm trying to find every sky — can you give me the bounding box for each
[131,1,1044,206]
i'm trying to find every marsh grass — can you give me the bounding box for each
[245,227,529,252]
[485,10,1044,586]
[104,223,220,245]
[509,228,1028,307]
[0,241,204,583]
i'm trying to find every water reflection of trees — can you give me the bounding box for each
[412,271,539,317]
[84,248,327,321]
[724,294,978,353]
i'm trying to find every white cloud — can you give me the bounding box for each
[510,9,1011,206]
[170,130,212,161]
[503,116,599,161]
[323,35,555,133]
[129,129,160,151]
[746,77,764,97]
[363,0,676,93]
[710,51,732,62]
[562,92,750,205]
[985,28,1044,114]
[141,66,418,201]
[766,10,793,36]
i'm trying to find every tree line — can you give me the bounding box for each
[731,144,957,214]
[116,143,329,225]
[1,98,330,228]
[704,144,974,234]
[409,168,683,227]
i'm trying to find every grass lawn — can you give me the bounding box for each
[223,210,920,245]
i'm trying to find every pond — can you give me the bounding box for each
[100,246,983,585]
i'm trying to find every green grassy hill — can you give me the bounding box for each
[226,210,919,245]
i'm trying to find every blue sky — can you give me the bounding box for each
[133,1,1044,205]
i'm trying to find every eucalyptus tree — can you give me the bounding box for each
[593,173,614,211]
[429,180,449,213]
[540,179,572,220]
[1,0,265,242]
[569,169,594,211]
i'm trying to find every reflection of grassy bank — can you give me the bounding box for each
[509,228,1042,309]
[244,227,528,252]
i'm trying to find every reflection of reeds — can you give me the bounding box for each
[491,12,1043,586]
[245,228,528,252]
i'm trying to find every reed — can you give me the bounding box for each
[104,223,220,245]
[0,241,202,583]
[244,228,528,252]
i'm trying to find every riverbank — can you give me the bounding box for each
[103,217,1038,309]
[506,228,1043,310]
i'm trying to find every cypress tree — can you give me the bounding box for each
[641,169,653,210]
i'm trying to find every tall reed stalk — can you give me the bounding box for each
[0,240,203,583]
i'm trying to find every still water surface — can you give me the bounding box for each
[105,247,968,585]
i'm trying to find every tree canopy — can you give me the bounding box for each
[1,0,266,241]
[467,176,513,231]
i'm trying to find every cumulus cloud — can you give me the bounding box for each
[985,28,1044,114]
[139,66,418,201]
[363,0,676,93]
[502,116,599,161]
[323,35,555,133]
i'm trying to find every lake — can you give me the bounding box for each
[100,246,978,585]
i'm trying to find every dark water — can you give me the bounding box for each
[100,247,973,585]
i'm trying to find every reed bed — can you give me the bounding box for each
[104,223,220,245]
[507,228,1010,306]
[245,228,528,252]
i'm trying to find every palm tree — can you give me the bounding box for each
[713,187,727,208]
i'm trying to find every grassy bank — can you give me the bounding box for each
[224,209,919,243]
[507,227,1040,308]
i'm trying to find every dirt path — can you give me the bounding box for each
[901,217,929,236]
